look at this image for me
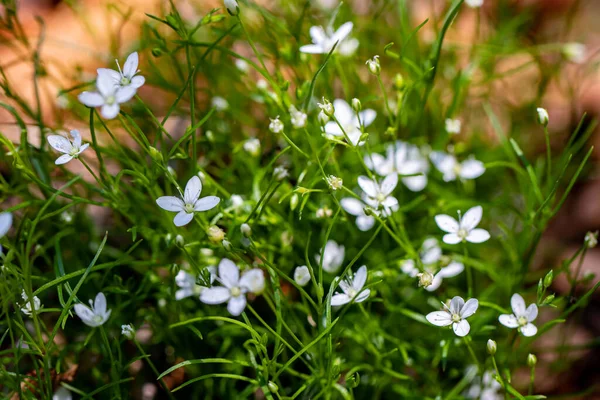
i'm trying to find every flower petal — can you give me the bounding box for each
[358,109,376,127]
[330,293,351,306]
[131,75,145,89]
[200,287,230,304]
[115,86,136,103]
[526,303,538,322]
[74,304,95,326]
[511,293,526,317]
[438,261,464,278]
[380,173,398,196]
[299,44,325,54]
[100,103,120,119]
[324,121,343,137]
[94,292,107,315]
[499,314,519,328]
[426,275,443,291]
[156,196,185,212]
[460,298,479,319]
[173,211,194,227]
[175,270,196,289]
[239,269,265,293]
[429,151,456,174]
[459,158,485,180]
[0,213,13,237]
[402,175,427,192]
[355,215,375,231]
[460,206,483,231]
[331,22,353,44]
[453,320,470,337]
[309,26,326,45]
[194,196,220,212]
[227,295,247,316]
[70,130,82,147]
[520,323,537,337]
[426,311,452,326]
[341,197,364,216]
[443,233,462,244]
[357,176,378,197]
[96,72,116,97]
[218,258,240,288]
[184,176,202,204]
[123,52,139,78]
[449,296,465,314]
[421,238,442,264]
[47,135,72,153]
[55,154,74,165]
[466,229,490,243]
[333,99,353,124]
[352,265,368,291]
[435,214,459,233]
[97,68,121,83]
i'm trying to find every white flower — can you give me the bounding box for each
[156,176,220,227]
[243,138,261,157]
[430,151,485,182]
[435,206,490,244]
[74,292,111,327]
[445,118,461,134]
[417,272,434,288]
[199,258,265,316]
[224,0,239,15]
[365,55,381,75]
[53,387,73,400]
[315,240,345,273]
[316,207,333,218]
[331,265,370,306]
[536,107,549,126]
[20,290,42,316]
[465,0,483,8]
[211,96,229,111]
[273,166,289,181]
[326,175,343,190]
[357,174,399,216]
[465,370,502,400]
[426,296,479,337]
[235,59,249,72]
[338,37,359,57]
[175,266,217,300]
[207,225,225,242]
[78,70,136,119]
[269,116,284,133]
[498,293,538,337]
[289,105,307,129]
[47,130,90,165]
[97,52,145,90]
[121,324,135,339]
[365,141,429,191]
[300,22,354,55]
[340,197,375,231]
[585,231,598,248]
[324,99,376,146]
[563,42,586,64]
[0,211,13,254]
[294,266,311,286]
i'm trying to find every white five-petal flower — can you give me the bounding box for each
[175,266,217,300]
[156,176,221,227]
[357,174,399,216]
[47,130,90,165]
[330,265,370,306]
[74,292,112,327]
[426,296,479,337]
[429,151,485,182]
[199,258,265,316]
[435,206,490,244]
[300,22,354,55]
[97,52,145,90]
[0,211,13,254]
[324,99,376,146]
[315,240,345,274]
[365,141,429,191]
[499,293,538,337]
[78,71,137,119]
[20,290,42,316]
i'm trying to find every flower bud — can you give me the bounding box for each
[536,107,549,127]
[207,225,225,243]
[366,55,381,75]
[151,48,163,58]
[585,231,598,248]
[527,353,537,367]
[222,239,232,251]
[243,138,261,157]
[289,105,307,129]
[563,43,586,64]
[294,265,311,286]
[269,116,284,133]
[543,270,553,288]
[318,110,330,126]
[148,146,163,163]
[394,73,405,91]
[240,223,252,237]
[224,0,239,16]
[167,166,177,178]
[417,272,434,288]
[175,234,184,246]
[290,193,299,210]
[267,381,279,394]
[487,339,497,355]
[351,98,362,112]
[318,98,335,117]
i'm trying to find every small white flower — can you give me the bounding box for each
[211,96,229,111]
[0,212,13,254]
[324,99,376,146]
[331,265,370,306]
[269,116,284,133]
[316,207,333,219]
[121,324,135,339]
[230,194,245,210]
[47,130,90,165]
[585,231,598,248]
[175,266,217,300]
[499,293,538,337]
[465,0,483,8]
[563,42,586,64]
[294,266,311,286]
[365,55,381,75]
[273,166,289,181]
[78,70,136,119]
[326,175,343,190]
[235,59,249,72]
[97,52,145,90]
[464,370,502,400]
[536,107,549,126]
[426,296,479,337]
[300,22,354,55]
[53,387,73,400]
[156,176,221,227]
[315,240,345,273]
[430,151,485,182]
[417,272,434,288]
[340,197,375,231]
[20,290,42,316]
[243,138,261,157]
[445,118,462,135]
[200,258,265,316]
[224,0,239,15]
[435,206,490,244]
[289,105,307,129]
[365,141,429,191]
[357,174,399,216]
[74,292,111,327]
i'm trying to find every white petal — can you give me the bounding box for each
[443,233,462,244]
[426,311,452,326]
[184,176,202,204]
[227,295,247,316]
[330,293,351,306]
[346,129,363,146]
[131,75,145,89]
[435,214,459,233]
[309,26,326,45]
[520,323,537,337]
[437,261,464,278]
[459,159,485,180]
[218,258,240,288]
[294,266,311,286]
[123,52,139,78]
[453,320,470,337]
[526,303,538,322]
[426,275,443,291]
[357,176,378,197]
[78,143,90,154]
[173,211,194,227]
[70,130,82,147]
[499,314,519,328]
[402,175,427,192]
[324,121,343,137]
[96,68,121,83]
[460,298,479,319]
[53,386,73,400]
[341,197,364,216]
[115,86,136,103]
[0,213,12,237]
[200,287,231,304]
[466,229,490,243]
[332,99,353,125]
[47,135,72,153]
[352,265,368,291]
[175,288,194,301]
[355,215,375,231]
[156,196,185,212]
[421,238,441,264]
[401,260,418,277]
[74,304,95,326]
[380,174,398,196]
[55,154,74,165]
[94,292,107,315]
[239,269,265,293]
[175,270,196,288]
[460,206,483,231]
[331,22,353,44]
[194,196,220,212]
[299,44,325,54]
[96,72,116,97]
[510,293,526,316]
[354,289,370,303]
[450,296,465,314]
[100,103,120,119]
[429,151,455,174]
[357,109,376,127]
[78,91,104,107]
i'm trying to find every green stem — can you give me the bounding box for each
[100,326,122,400]
[133,338,176,400]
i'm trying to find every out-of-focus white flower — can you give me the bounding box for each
[445,118,461,135]
[121,324,135,339]
[20,290,42,316]
[224,0,239,15]
[0,212,13,254]
[200,258,265,316]
[435,206,490,245]
[585,231,598,248]
[269,116,284,133]
[289,105,307,129]
[331,265,370,306]
[240,223,252,237]
[273,166,289,181]
[357,174,399,216]
[97,52,145,90]
[563,42,586,64]
[417,272,434,288]
[294,266,311,286]
[79,69,137,119]
[47,130,90,165]
[211,96,229,111]
[338,37,359,57]
[341,197,375,231]
[300,22,354,54]
[430,151,485,182]
[464,370,502,400]
[324,99,376,146]
[316,207,333,219]
[365,141,429,191]
[426,296,479,337]
[243,138,261,157]
[326,175,343,191]
[53,387,73,400]
[235,59,249,72]
[74,292,111,327]
[365,55,381,75]
[315,240,345,273]
[536,107,549,126]
[499,293,538,337]
[175,266,217,300]
[207,225,225,243]
[465,0,483,8]
[156,176,220,227]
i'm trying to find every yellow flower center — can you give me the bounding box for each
[230,287,241,297]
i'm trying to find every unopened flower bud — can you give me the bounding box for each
[222,239,232,251]
[167,166,177,178]
[267,381,279,393]
[394,73,405,90]
[294,266,311,286]
[585,231,598,248]
[318,98,335,117]
[366,55,381,75]
[290,193,299,210]
[536,107,549,127]
[175,234,184,246]
[351,98,362,112]
[269,116,284,133]
[417,272,434,288]
[543,270,553,288]
[148,146,163,163]
[224,0,239,16]
[487,339,497,355]
[527,353,537,367]
[318,110,330,126]
[207,225,225,243]
[240,223,252,237]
